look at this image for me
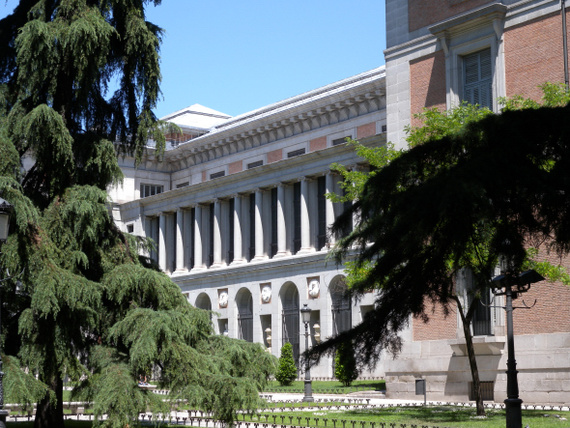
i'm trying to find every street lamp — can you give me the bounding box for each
[300,304,313,402]
[491,269,544,428]
[0,197,13,428]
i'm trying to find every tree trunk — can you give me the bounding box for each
[454,296,485,416]
[34,376,64,428]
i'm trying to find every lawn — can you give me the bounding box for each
[239,405,570,428]
[8,405,568,428]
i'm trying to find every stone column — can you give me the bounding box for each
[299,178,313,254]
[192,204,204,271]
[231,195,244,265]
[325,172,336,248]
[212,199,222,268]
[175,208,185,272]
[158,212,167,272]
[253,189,266,261]
[275,183,287,257]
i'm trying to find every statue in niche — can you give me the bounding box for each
[218,291,229,308]
[261,285,272,303]
[308,279,320,298]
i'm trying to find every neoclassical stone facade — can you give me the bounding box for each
[109,68,386,377]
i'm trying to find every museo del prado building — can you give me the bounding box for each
[109,0,570,404]
[108,67,387,379]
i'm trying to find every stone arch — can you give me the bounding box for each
[236,287,253,342]
[280,282,300,364]
[329,275,351,335]
[195,292,212,311]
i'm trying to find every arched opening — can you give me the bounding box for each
[330,276,351,335]
[236,288,253,342]
[280,282,300,364]
[195,293,212,311]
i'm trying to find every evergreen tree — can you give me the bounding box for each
[275,342,297,386]
[0,2,276,427]
[334,342,358,387]
[309,86,570,416]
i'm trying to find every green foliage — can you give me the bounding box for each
[0,2,275,427]
[314,88,570,416]
[405,102,493,148]
[275,342,297,386]
[334,342,358,386]
[329,138,400,204]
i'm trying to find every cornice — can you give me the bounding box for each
[140,67,386,172]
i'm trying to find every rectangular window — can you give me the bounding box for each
[248,193,255,262]
[317,176,326,249]
[126,224,134,234]
[287,148,305,158]
[270,188,278,258]
[208,203,214,267]
[463,49,493,109]
[247,160,263,169]
[293,182,301,254]
[228,198,235,264]
[140,184,163,198]
[332,137,349,146]
[469,381,494,401]
[210,171,225,180]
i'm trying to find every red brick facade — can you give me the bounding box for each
[413,299,457,341]
[408,0,493,32]
[504,11,570,101]
[228,160,242,175]
[513,250,570,335]
[267,148,282,164]
[309,136,327,152]
[409,50,447,126]
[357,122,377,140]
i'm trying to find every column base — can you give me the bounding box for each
[252,255,268,262]
[190,266,206,273]
[230,259,246,266]
[273,251,288,259]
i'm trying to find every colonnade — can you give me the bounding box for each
[146,172,345,274]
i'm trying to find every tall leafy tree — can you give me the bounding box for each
[314,88,570,415]
[0,2,275,427]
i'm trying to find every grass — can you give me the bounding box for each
[238,405,570,428]
[263,380,386,394]
[6,405,569,427]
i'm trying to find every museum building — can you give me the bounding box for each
[109,0,570,403]
[109,67,387,377]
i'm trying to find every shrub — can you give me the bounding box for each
[334,342,358,386]
[275,342,297,386]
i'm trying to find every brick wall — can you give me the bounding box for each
[357,122,377,140]
[512,251,570,335]
[409,50,447,127]
[408,0,493,32]
[504,11,570,101]
[267,148,282,164]
[413,299,457,341]
[309,136,327,152]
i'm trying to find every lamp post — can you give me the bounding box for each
[0,197,13,428]
[300,304,313,402]
[491,269,544,428]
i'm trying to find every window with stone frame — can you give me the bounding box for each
[463,48,493,109]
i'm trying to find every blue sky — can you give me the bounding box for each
[1,1,386,119]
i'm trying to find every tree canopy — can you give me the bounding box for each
[310,100,570,371]
[0,1,275,427]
